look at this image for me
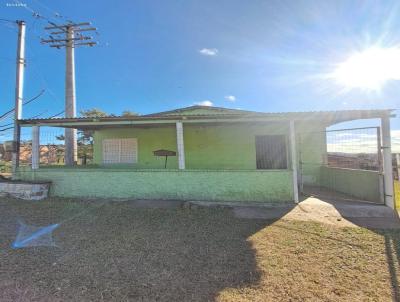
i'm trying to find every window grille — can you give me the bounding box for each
[102,138,137,164]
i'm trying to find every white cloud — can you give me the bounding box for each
[224,95,236,102]
[195,100,213,106]
[392,130,400,153]
[199,48,218,56]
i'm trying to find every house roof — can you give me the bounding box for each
[143,105,262,117]
[18,106,395,129]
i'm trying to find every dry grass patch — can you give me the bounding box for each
[0,197,398,302]
[218,221,399,301]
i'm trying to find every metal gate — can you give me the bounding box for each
[299,126,384,204]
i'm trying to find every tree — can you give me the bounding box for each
[78,108,110,164]
[122,110,139,117]
[54,108,139,165]
[79,108,109,118]
[55,108,109,165]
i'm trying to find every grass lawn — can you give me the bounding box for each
[0,198,399,301]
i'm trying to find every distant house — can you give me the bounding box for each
[15,106,395,207]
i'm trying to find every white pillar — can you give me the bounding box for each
[32,126,40,170]
[381,116,394,209]
[396,153,400,181]
[176,121,185,169]
[289,120,299,203]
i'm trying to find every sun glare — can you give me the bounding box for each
[332,47,400,92]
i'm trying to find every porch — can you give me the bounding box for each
[11,106,395,207]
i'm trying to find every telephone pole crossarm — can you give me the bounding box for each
[41,21,98,166]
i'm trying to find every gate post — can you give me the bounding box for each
[381,116,394,209]
[290,120,299,203]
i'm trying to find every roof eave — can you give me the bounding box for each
[17,109,395,128]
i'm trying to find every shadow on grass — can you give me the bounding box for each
[319,198,400,302]
[0,198,294,301]
[299,187,400,301]
[381,232,400,302]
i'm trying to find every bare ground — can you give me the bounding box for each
[0,197,399,301]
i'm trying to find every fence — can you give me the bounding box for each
[326,127,381,171]
[300,127,383,203]
[0,127,94,175]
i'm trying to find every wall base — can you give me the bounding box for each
[16,168,294,203]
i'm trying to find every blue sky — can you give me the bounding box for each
[0,0,399,141]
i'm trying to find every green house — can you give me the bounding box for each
[16,106,395,207]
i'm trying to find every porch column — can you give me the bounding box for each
[381,116,394,209]
[176,121,185,169]
[289,120,299,203]
[32,126,40,170]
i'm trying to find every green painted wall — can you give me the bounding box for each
[17,167,294,202]
[296,123,327,185]
[184,123,289,169]
[93,123,293,170]
[93,126,179,169]
[320,166,382,202]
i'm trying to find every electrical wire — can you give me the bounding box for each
[0,122,13,128]
[0,18,17,23]
[0,89,46,121]
[48,110,65,118]
[0,127,14,132]
[1,0,106,125]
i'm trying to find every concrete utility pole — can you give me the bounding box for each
[41,22,97,165]
[12,20,26,178]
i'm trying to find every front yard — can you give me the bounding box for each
[0,197,399,301]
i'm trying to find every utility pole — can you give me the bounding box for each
[41,22,97,165]
[12,20,26,178]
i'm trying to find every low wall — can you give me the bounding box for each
[320,166,382,202]
[16,167,294,202]
[0,180,50,200]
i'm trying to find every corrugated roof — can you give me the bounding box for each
[143,105,262,117]
[17,106,395,128]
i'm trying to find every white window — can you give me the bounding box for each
[102,138,138,164]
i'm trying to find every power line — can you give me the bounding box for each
[0,18,17,23]
[49,110,65,118]
[0,127,14,132]
[0,89,45,121]
[0,122,13,128]
[24,88,45,106]
[42,22,97,48]
[0,109,59,133]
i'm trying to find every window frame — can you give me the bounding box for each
[102,138,138,164]
[255,134,289,170]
